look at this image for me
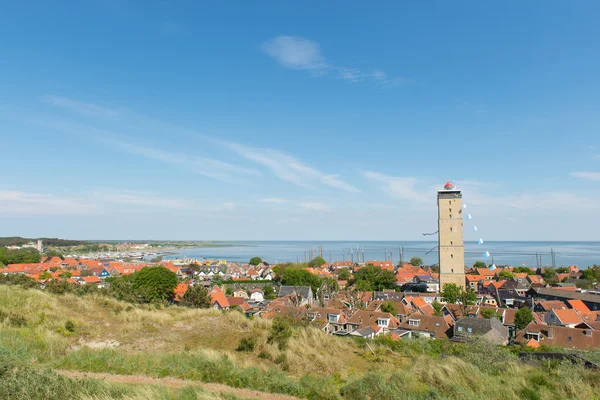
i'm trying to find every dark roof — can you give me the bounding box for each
[278,286,312,299]
[528,287,600,304]
[454,317,506,335]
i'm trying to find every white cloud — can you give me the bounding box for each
[226,142,360,192]
[42,95,120,118]
[261,36,326,71]
[571,171,600,181]
[261,35,407,87]
[94,191,200,210]
[361,170,425,202]
[299,202,331,212]
[261,198,288,204]
[221,202,235,210]
[0,191,95,215]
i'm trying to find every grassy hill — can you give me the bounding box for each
[1,285,599,400]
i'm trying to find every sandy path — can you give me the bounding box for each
[56,369,301,400]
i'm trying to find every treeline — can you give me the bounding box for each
[0,237,87,247]
[0,266,213,309]
[0,248,41,266]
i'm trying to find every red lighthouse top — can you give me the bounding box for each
[444,182,454,189]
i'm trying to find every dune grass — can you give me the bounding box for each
[1,285,600,400]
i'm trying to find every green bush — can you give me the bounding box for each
[267,317,293,350]
[236,337,256,352]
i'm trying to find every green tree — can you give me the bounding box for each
[441,283,462,304]
[107,275,138,303]
[513,267,533,275]
[225,287,234,296]
[79,269,94,277]
[282,267,323,293]
[307,256,326,268]
[131,266,178,303]
[542,268,556,281]
[497,270,515,280]
[431,300,443,316]
[59,271,72,279]
[337,269,351,281]
[410,257,423,266]
[0,247,41,265]
[44,250,64,260]
[555,267,569,274]
[181,285,210,308]
[263,285,276,299]
[39,271,52,281]
[514,307,534,330]
[480,308,497,319]
[249,257,262,266]
[380,301,397,315]
[473,261,487,268]
[353,266,397,291]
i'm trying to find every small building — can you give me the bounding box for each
[452,316,509,345]
[250,288,264,302]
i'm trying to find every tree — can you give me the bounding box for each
[410,257,423,267]
[352,266,397,291]
[79,269,94,277]
[249,257,262,266]
[131,266,178,303]
[282,267,323,294]
[441,283,462,304]
[379,300,397,315]
[514,307,534,330]
[473,261,487,268]
[307,256,326,268]
[556,267,569,274]
[59,271,72,279]
[267,317,293,350]
[225,287,234,296]
[431,300,443,316]
[337,269,351,281]
[542,268,556,281]
[441,283,476,315]
[263,285,276,299]
[497,270,515,280]
[480,308,497,319]
[39,271,52,281]
[181,285,210,308]
[513,267,533,275]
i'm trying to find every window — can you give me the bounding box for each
[568,336,572,342]
[450,227,453,232]
[450,241,453,245]
[451,254,454,259]
[328,315,338,323]
[436,322,440,327]
[377,318,389,327]
[467,327,473,333]
[449,214,452,218]
[458,326,463,332]
[449,208,452,213]
[409,319,420,327]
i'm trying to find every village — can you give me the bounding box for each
[2,251,599,351]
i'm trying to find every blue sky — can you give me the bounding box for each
[1,1,600,241]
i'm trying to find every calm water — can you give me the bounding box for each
[164,241,600,268]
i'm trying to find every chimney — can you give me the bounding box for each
[548,327,554,339]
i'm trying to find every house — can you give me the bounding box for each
[545,309,583,328]
[77,276,102,287]
[452,317,509,345]
[398,313,453,339]
[278,286,313,306]
[345,310,400,334]
[516,322,600,349]
[534,300,568,313]
[466,275,485,292]
[527,275,545,287]
[208,286,230,310]
[233,289,248,298]
[527,287,600,311]
[250,288,264,302]
[365,261,394,270]
[173,283,189,302]
[349,325,385,339]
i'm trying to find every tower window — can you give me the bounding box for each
[451,254,453,259]
[450,241,453,246]
[449,214,452,218]
[450,227,453,232]
[449,208,452,213]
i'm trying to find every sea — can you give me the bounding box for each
[164,241,600,269]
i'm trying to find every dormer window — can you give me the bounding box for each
[377,318,390,327]
[409,319,420,327]
[328,314,339,323]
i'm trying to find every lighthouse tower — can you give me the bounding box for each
[437,182,465,290]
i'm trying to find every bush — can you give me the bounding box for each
[236,337,256,352]
[267,317,293,350]
[64,320,75,333]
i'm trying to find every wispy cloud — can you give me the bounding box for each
[42,95,121,118]
[0,190,95,215]
[93,190,201,210]
[361,170,425,202]
[261,36,408,87]
[571,171,600,181]
[299,202,331,212]
[226,141,360,192]
[261,198,288,204]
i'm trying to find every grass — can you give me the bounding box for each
[1,285,600,400]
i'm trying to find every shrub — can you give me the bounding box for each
[267,317,293,350]
[64,320,75,333]
[236,337,256,352]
